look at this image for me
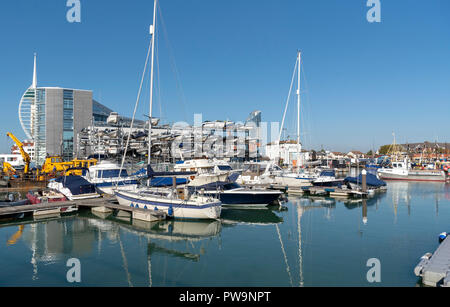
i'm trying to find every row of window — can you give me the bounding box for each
[63,90,74,160]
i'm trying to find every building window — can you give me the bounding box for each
[63,90,74,161]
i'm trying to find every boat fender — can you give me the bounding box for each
[130,203,134,208]
[136,204,139,208]
[144,205,148,210]
[155,206,158,211]
[168,206,174,216]
[439,232,448,243]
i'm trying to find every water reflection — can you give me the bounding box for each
[221,207,284,226]
[2,181,450,286]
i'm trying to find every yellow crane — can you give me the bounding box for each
[6,132,31,175]
[2,162,16,176]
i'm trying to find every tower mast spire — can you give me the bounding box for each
[32,53,37,89]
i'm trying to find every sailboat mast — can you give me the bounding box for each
[148,0,158,165]
[297,51,301,172]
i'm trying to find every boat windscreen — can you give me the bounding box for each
[101,169,128,178]
[217,165,232,171]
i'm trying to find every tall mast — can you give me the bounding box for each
[296,51,301,172]
[148,0,158,165]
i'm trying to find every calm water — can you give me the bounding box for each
[1,181,450,287]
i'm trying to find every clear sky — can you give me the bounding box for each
[0,0,449,154]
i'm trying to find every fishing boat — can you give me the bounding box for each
[115,0,222,220]
[83,160,139,195]
[377,159,447,182]
[47,176,101,200]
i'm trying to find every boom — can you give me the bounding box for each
[7,132,31,174]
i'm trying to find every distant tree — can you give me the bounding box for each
[378,144,403,155]
[378,145,390,155]
[366,150,373,156]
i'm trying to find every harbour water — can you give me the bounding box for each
[1,181,450,287]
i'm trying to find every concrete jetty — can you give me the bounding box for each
[0,196,166,222]
[287,186,369,198]
[414,236,450,287]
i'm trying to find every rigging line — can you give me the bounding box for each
[157,3,189,121]
[275,224,294,287]
[300,61,313,148]
[119,38,153,178]
[278,56,299,143]
[155,37,163,122]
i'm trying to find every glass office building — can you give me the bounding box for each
[18,55,115,165]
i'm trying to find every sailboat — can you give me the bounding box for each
[271,51,315,189]
[114,0,222,219]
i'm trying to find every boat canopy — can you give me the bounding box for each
[343,173,387,187]
[54,176,96,195]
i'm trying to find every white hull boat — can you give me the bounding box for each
[84,161,139,195]
[115,187,222,220]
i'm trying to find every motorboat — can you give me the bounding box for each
[188,181,283,208]
[312,170,344,187]
[0,193,30,219]
[27,189,67,204]
[236,161,281,186]
[173,159,240,187]
[0,195,29,208]
[48,176,101,200]
[26,189,78,213]
[272,169,316,188]
[83,160,139,195]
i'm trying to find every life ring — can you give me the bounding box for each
[190,176,195,180]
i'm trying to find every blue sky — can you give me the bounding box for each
[0,0,449,153]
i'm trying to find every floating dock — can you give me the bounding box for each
[0,196,166,222]
[287,186,369,198]
[414,237,450,287]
